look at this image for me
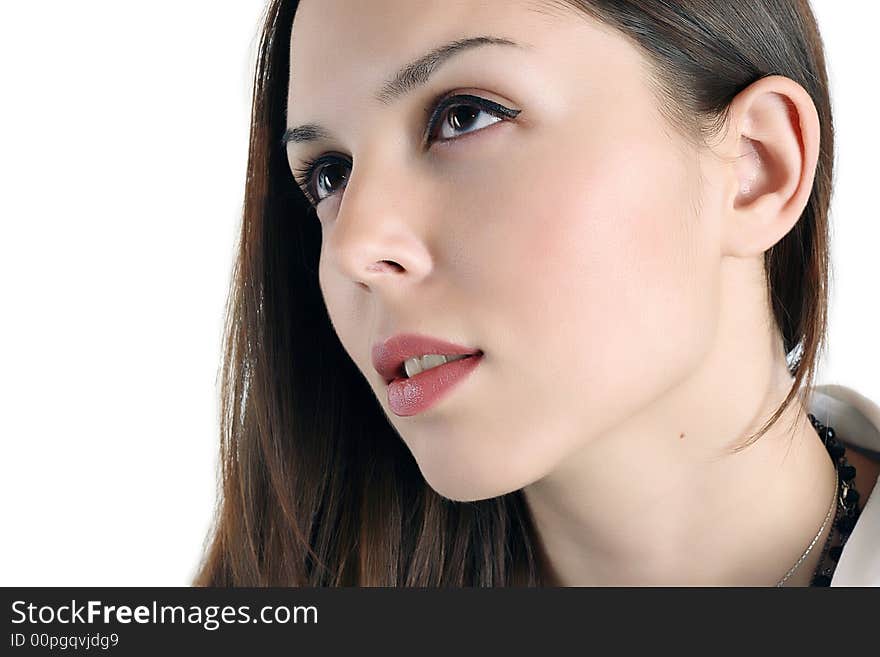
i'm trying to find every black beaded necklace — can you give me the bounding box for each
[795,413,863,586]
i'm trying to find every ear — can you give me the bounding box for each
[715,75,821,258]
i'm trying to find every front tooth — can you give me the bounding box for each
[403,353,474,378]
[404,354,449,378]
[420,354,448,371]
[404,356,425,378]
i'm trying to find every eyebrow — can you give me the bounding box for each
[282,35,528,147]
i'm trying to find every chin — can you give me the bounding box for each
[418,463,538,503]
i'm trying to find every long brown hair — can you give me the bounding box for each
[194,0,834,586]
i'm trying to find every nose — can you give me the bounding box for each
[325,153,434,290]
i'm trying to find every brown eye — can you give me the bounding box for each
[440,105,503,139]
[429,94,519,142]
[447,105,483,131]
[292,155,351,206]
[314,161,350,199]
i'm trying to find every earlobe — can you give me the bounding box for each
[720,75,821,258]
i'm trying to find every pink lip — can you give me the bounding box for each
[371,333,484,416]
[371,333,482,384]
[386,353,484,416]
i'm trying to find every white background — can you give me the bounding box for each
[0,1,876,585]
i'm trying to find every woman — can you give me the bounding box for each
[194,0,880,586]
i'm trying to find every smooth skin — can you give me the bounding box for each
[285,0,877,585]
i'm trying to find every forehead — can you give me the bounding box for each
[286,0,602,126]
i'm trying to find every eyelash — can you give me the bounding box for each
[291,93,521,207]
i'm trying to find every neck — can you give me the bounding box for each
[523,372,837,586]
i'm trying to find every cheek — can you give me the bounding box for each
[474,126,717,403]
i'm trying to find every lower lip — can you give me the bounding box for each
[387,353,483,417]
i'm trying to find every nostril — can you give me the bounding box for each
[366,260,403,273]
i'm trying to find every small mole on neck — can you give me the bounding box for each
[679,432,686,440]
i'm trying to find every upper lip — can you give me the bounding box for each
[371,333,482,384]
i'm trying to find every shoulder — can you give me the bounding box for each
[813,384,880,586]
[810,384,880,455]
[831,472,880,586]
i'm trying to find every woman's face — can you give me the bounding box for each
[286,0,723,501]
